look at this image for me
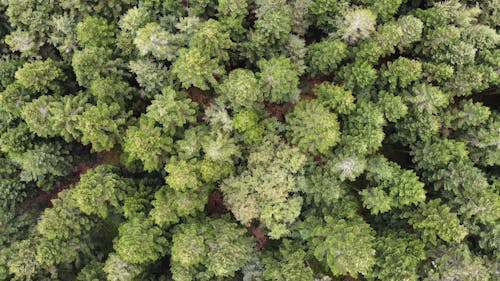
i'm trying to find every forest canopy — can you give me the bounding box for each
[0,0,499,280]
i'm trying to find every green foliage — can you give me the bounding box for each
[104,253,144,281]
[12,142,73,189]
[402,199,468,244]
[314,82,355,114]
[70,165,133,219]
[164,157,201,192]
[286,100,340,155]
[124,118,173,172]
[170,216,254,280]
[150,186,207,227]
[233,110,265,145]
[306,39,348,76]
[71,47,115,87]
[189,19,234,62]
[128,59,168,95]
[366,231,425,281]
[15,59,63,94]
[257,56,300,103]
[134,22,179,60]
[262,239,314,281]
[336,9,377,44]
[114,214,168,264]
[21,93,89,141]
[217,69,263,109]
[375,91,408,122]
[77,16,116,48]
[301,215,376,277]
[380,57,423,91]
[76,102,129,152]
[361,156,426,214]
[221,135,306,239]
[424,245,491,281]
[145,88,197,134]
[171,47,225,90]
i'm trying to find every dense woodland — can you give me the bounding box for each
[0,0,499,280]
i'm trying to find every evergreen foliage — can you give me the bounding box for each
[0,1,498,280]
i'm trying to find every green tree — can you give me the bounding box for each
[299,214,376,277]
[286,100,340,155]
[134,22,180,61]
[306,39,348,76]
[217,69,263,109]
[14,59,64,94]
[257,56,300,103]
[145,87,198,134]
[366,231,425,281]
[221,135,307,239]
[113,215,168,264]
[150,186,207,227]
[401,199,468,244]
[170,216,254,280]
[11,142,73,189]
[314,82,355,114]
[171,48,225,90]
[76,16,116,49]
[189,19,234,62]
[123,117,173,172]
[69,165,134,219]
[76,102,130,152]
[262,239,314,281]
[361,155,426,214]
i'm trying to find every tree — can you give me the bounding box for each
[189,19,234,62]
[144,87,198,134]
[14,59,64,94]
[123,117,173,172]
[424,245,491,281]
[257,56,300,103]
[217,69,263,110]
[401,199,468,245]
[69,165,134,219]
[405,83,449,114]
[164,157,201,192]
[299,214,376,277]
[89,76,133,107]
[170,216,254,280]
[380,57,423,91]
[254,6,292,46]
[76,16,116,49]
[221,135,307,239]
[361,155,426,214]
[171,47,225,90]
[134,23,180,61]
[113,215,168,264]
[128,59,169,96]
[375,91,408,122]
[336,9,377,44]
[262,239,314,281]
[71,47,118,88]
[104,253,144,281]
[366,231,425,281]
[306,39,348,76]
[286,100,340,155]
[76,102,130,152]
[11,142,73,189]
[314,82,355,114]
[150,186,207,227]
[21,93,89,142]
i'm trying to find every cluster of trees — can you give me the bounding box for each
[0,0,498,280]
